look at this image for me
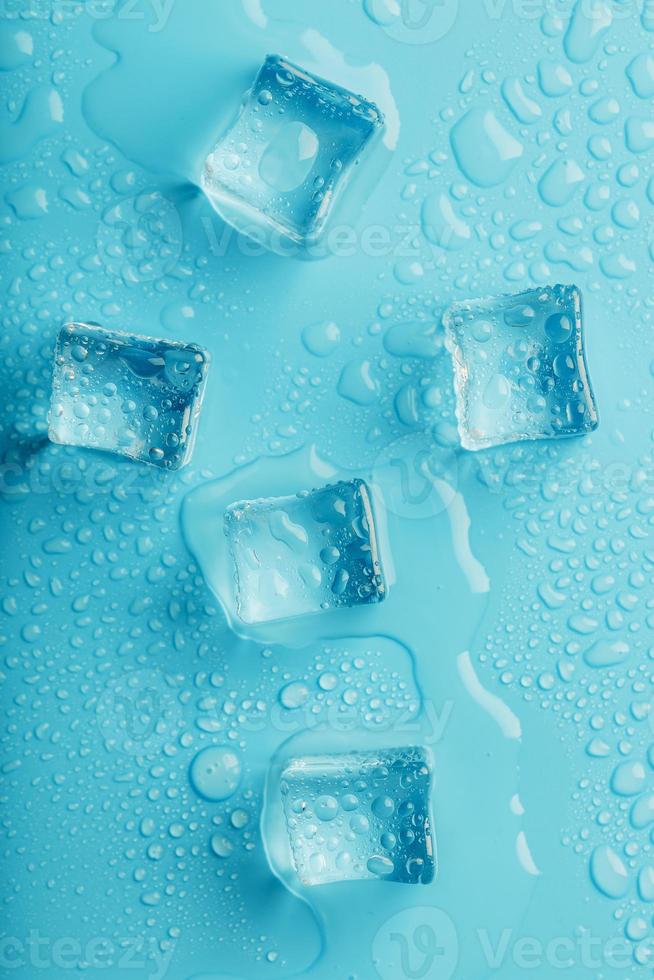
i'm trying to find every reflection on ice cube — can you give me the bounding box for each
[259,121,320,192]
[281,746,436,886]
[443,283,599,451]
[48,322,210,469]
[201,55,384,257]
[224,479,387,625]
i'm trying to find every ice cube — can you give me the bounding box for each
[443,283,599,451]
[201,55,384,256]
[48,322,210,469]
[280,746,435,886]
[224,479,386,625]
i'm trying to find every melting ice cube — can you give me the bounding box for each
[201,55,384,256]
[48,322,210,469]
[280,746,436,886]
[442,283,599,451]
[224,479,386,625]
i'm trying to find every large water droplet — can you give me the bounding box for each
[611,760,646,796]
[538,158,585,207]
[189,746,242,801]
[421,193,471,250]
[590,845,629,899]
[450,107,523,187]
[564,0,613,63]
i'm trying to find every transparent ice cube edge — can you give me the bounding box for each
[223,478,388,627]
[48,321,211,470]
[442,282,599,452]
[280,744,436,887]
[200,54,385,257]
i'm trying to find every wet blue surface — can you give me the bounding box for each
[1,2,654,978]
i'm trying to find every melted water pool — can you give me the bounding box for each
[1,2,654,978]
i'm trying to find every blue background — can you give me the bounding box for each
[1,1,654,978]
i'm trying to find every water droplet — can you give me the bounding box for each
[631,793,654,830]
[538,158,585,207]
[584,639,630,667]
[338,358,380,405]
[421,193,471,251]
[611,760,646,796]
[367,854,395,876]
[590,845,629,899]
[210,833,233,858]
[450,107,523,187]
[302,320,341,357]
[279,681,310,709]
[189,746,241,801]
[564,0,613,64]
